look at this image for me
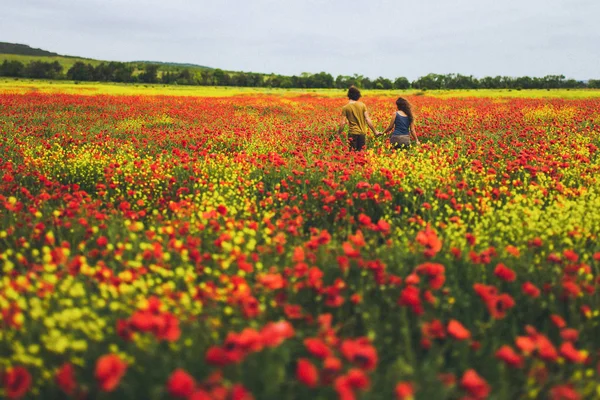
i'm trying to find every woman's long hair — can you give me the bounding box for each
[395,97,414,126]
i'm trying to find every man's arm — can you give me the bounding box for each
[338,112,348,135]
[364,110,379,135]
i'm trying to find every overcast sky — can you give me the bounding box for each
[2,0,599,80]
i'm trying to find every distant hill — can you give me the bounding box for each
[0,42,62,57]
[131,60,212,70]
[0,42,211,71]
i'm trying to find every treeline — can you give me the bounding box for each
[411,73,599,90]
[2,59,600,89]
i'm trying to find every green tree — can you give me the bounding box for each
[25,61,63,79]
[374,76,393,90]
[212,69,227,86]
[479,76,502,89]
[233,72,248,87]
[445,74,478,89]
[587,79,600,89]
[199,70,213,85]
[0,60,24,77]
[311,72,334,88]
[412,73,444,90]
[113,64,135,83]
[279,76,293,88]
[541,75,565,89]
[393,77,410,89]
[335,75,356,89]
[360,76,373,89]
[139,64,159,83]
[67,62,95,81]
[176,69,195,85]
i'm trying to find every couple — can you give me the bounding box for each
[338,86,420,151]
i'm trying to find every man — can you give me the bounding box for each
[338,86,379,151]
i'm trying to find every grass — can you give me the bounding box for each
[1,78,600,98]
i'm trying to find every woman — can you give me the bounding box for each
[379,97,420,149]
[338,86,379,151]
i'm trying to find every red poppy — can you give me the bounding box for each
[230,384,254,400]
[2,366,32,400]
[340,338,378,371]
[261,320,295,347]
[296,358,319,388]
[422,319,446,340]
[447,319,471,341]
[155,313,181,342]
[438,373,456,387]
[562,281,581,298]
[550,384,580,400]
[522,282,540,298]
[189,389,212,400]
[205,346,231,367]
[515,335,535,355]
[304,338,331,359]
[342,242,360,258]
[495,345,524,368]
[505,245,520,257]
[167,369,196,398]
[240,296,261,318]
[460,369,490,399]
[529,237,543,247]
[56,363,77,395]
[398,286,423,315]
[337,368,370,391]
[415,262,446,290]
[96,235,108,247]
[257,273,286,290]
[493,263,516,282]
[95,354,127,392]
[488,293,516,319]
[405,273,420,285]
[376,219,391,234]
[559,342,583,363]
[536,335,559,362]
[321,356,342,384]
[550,314,566,329]
[350,293,362,304]
[395,381,414,400]
[465,233,476,246]
[358,214,372,226]
[560,328,579,342]
[562,249,578,262]
[283,304,303,319]
[116,319,134,341]
[473,283,497,301]
[415,225,442,258]
[216,204,227,216]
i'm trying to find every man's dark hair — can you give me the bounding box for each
[347,86,361,101]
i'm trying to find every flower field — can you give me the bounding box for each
[1,89,600,399]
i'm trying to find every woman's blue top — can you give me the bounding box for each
[392,113,410,136]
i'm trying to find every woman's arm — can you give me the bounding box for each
[410,124,420,144]
[383,114,396,135]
